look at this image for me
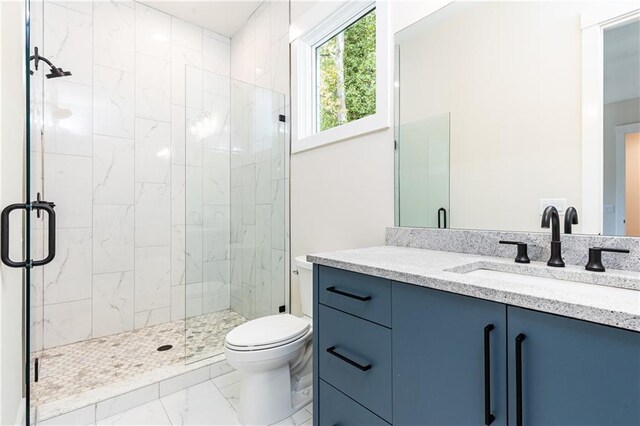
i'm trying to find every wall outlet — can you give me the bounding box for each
[539,198,568,215]
[603,204,615,214]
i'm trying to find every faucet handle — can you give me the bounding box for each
[585,247,630,272]
[499,241,530,264]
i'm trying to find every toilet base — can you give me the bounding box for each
[237,364,312,425]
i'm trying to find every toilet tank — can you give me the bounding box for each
[295,255,313,318]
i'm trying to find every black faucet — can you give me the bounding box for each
[564,207,579,234]
[541,206,565,267]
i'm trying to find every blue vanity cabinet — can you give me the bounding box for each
[313,264,640,426]
[318,304,392,421]
[392,282,508,425]
[507,306,640,425]
[318,381,390,426]
[314,265,392,426]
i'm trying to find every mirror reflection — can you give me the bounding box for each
[394,1,640,236]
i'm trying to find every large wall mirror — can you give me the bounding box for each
[394,1,640,236]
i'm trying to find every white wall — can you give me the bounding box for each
[290,130,395,313]
[0,1,26,423]
[288,0,450,314]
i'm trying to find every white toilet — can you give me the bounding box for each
[225,255,314,425]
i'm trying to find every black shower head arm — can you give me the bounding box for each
[29,46,55,71]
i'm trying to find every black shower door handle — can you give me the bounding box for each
[1,203,28,268]
[1,201,56,268]
[32,201,56,267]
[438,207,447,229]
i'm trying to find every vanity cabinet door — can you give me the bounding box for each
[507,307,640,425]
[392,283,507,425]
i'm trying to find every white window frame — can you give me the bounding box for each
[291,0,391,154]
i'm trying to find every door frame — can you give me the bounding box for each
[615,122,640,235]
[0,0,30,424]
[581,5,640,234]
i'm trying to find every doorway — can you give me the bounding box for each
[624,131,640,236]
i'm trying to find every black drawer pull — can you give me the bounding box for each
[516,333,526,426]
[484,324,496,425]
[326,286,372,301]
[326,346,372,371]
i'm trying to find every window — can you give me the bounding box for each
[291,1,390,153]
[315,8,377,132]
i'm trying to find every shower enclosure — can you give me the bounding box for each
[184,67,287,363]
[9,0,288,423]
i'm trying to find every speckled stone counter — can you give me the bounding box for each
[308,246,640,332]
[386,227,640,272]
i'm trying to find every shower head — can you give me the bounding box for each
[46,67,72,79]
[30,47,72,79]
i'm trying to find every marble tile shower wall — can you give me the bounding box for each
[29,0,232,350]
[228,81,286,320]
[228,1,290,319]
[184,68,233,320]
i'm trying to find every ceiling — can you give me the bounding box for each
[140,0,263,37]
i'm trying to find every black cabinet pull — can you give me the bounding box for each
[484,324,496,425]
[515,333,527,426]
[326,346,371,372]
[325,286,371,301]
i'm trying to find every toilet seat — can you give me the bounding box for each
[225,314,310,352]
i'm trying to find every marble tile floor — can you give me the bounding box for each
[39,369,313,426]
[32,310,246,407]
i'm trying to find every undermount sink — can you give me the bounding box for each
[446,260,640,292]
[464,268,574,289]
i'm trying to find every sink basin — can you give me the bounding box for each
[446,260,640,291]
[464,268,573,288]
[446,261,640,316]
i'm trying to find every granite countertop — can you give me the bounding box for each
[307,246,640,332]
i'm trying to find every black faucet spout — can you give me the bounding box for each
[541,206,560,242]
[541,206,565,267]
[564,207,579,234]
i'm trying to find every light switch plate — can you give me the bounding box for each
[540,198,568,215]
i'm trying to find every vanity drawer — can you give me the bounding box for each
[318,304,392,422]
[318,266,391,327]
[319,380,390,426]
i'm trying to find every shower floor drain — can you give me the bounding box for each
[157,345,173,352]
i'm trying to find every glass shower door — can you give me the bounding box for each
[396,113,451,228]
[5,0,49,422]
[28,0,46,422]
[184,66,286,364]
[23,0,94,421]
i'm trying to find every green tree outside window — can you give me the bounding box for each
[316,9,376,132]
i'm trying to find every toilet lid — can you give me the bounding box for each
[226,314,310,350]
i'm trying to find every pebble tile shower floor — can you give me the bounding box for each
[31,310,246,406]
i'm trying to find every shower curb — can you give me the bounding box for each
[35,357,233,425]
